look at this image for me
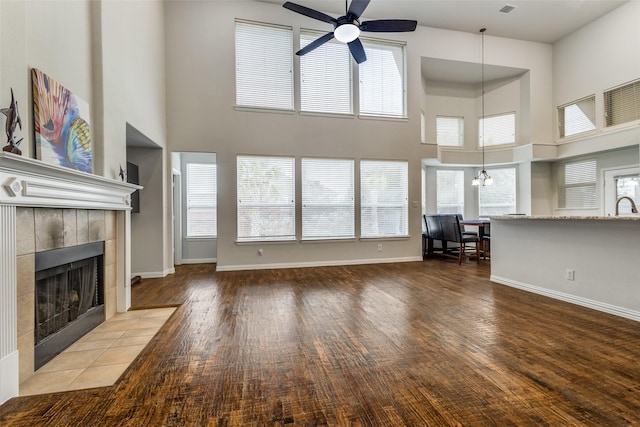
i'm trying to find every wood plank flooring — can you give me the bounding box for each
[1,260,640,426]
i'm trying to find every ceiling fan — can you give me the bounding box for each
[283,0,417,64]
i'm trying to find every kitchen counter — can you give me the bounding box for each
[489,216,640,322]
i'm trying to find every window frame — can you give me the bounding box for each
[301,157,355,240]
[558,95,597,139]
[604,78,640,128]
[358,37,408,119]
[558,158,598,209]
[360,159,409,239]
[436,170,465,214]
[478,111,516,147]
[185,162,217,239]
[235,19,294,112]
[478,167,517,216]
[436,116,465,147]
[236,155,296,242]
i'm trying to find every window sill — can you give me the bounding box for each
[299,111,355,120]
[301,237,357,243]
[235,239,297,245]
[358,114,408,123]
[359,235,411,241]
[234,105,295,115]
[185,236,217,241]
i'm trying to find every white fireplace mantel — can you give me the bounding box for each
[0,152,141,405]
[0,152,140,210]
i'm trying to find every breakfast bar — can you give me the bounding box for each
[490,215,640,321]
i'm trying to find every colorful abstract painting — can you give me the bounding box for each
[32,68,93,173]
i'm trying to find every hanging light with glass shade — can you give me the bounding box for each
[472,28,493,186]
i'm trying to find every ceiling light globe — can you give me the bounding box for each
[334,24,360,43]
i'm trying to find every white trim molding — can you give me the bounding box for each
[216,256,423,272]
[491,275,640,322]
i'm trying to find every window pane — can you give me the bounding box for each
[559,96,596,138]
[300,31,352,114]
[361,160,408,237]
[302,158,354,239]
[605,79,640,127]
[615,174,640,215]
[479,112,515,146]
[437,116,464,146]
[479,168,516,216]
[359,40,406,118]
[237,156,295,241]
[436,170,464,214]
[235,20,293,110]
[186,163,217,237]
[559,159,597,209]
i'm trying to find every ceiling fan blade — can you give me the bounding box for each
[283,2,337,24]
[347,0,371,20]
[360,19,418,32]
[348,38,367,64]
[297,32,335,56]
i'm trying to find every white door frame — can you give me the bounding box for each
[172,169,183,265]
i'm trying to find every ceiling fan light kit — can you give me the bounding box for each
[283,0,417,64]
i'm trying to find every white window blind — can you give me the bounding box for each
[558,96,596,138]
[302,158,354,239]
[605,79,640,127]
[186,163,217,237]
[437,116,464,146]
[478,168,516,216]
[479,112,515,147]
[559,159,597,209]
[361,160,408,237]
[300,30,352,114]
[359,39,406,118]
[237,156,295,241]
[235,20,293,110]
[436,170,464,214]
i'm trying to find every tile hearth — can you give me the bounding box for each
[20,307,176,396]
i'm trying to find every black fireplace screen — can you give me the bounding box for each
[35,257,99,344]
[34,241,105,369]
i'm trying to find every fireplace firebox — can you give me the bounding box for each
[34,241,105,370]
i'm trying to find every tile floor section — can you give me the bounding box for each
[20,307,176,396]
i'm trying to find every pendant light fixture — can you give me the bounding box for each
[472,28,493,186]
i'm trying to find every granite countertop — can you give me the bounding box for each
[491,215,640,221]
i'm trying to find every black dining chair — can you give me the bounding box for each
[441,214,479,264]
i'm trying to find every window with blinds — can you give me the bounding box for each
[360,160,408,237]
[558,96,596,138]
[300,30,352,115]
[235,20,293,110]
[186,163,217,238]
[436,170,464,214]
[479,112,515,147]
[302,158,354,239]
[478,168,516,216]
[359,39,406,118]
[558,159,597,209]
[615,174,640,215]
[237,156,295,241]
[437,116,464,146]
[604,79,640,127]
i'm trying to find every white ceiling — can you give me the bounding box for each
[257,0,628,44]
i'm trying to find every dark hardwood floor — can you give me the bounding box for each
[2,260,640,426]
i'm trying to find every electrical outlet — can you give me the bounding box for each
[377,244,383,252]
[566,269,575,281]
[257,248,263,256]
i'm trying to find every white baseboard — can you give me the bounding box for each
[491,275,640,322]
[134,267,175,279]
[0,350,19,405]
[216,256,423,272]
[180,258,217,265]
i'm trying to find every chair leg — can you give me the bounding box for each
[475,242,479,264]
[458,242,463,265]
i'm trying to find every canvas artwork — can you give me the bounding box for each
[32,68,93,173]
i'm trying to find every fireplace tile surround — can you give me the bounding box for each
[18,208,117,381]
[0,152,140,404]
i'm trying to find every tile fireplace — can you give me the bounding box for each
[0,152,140,404]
